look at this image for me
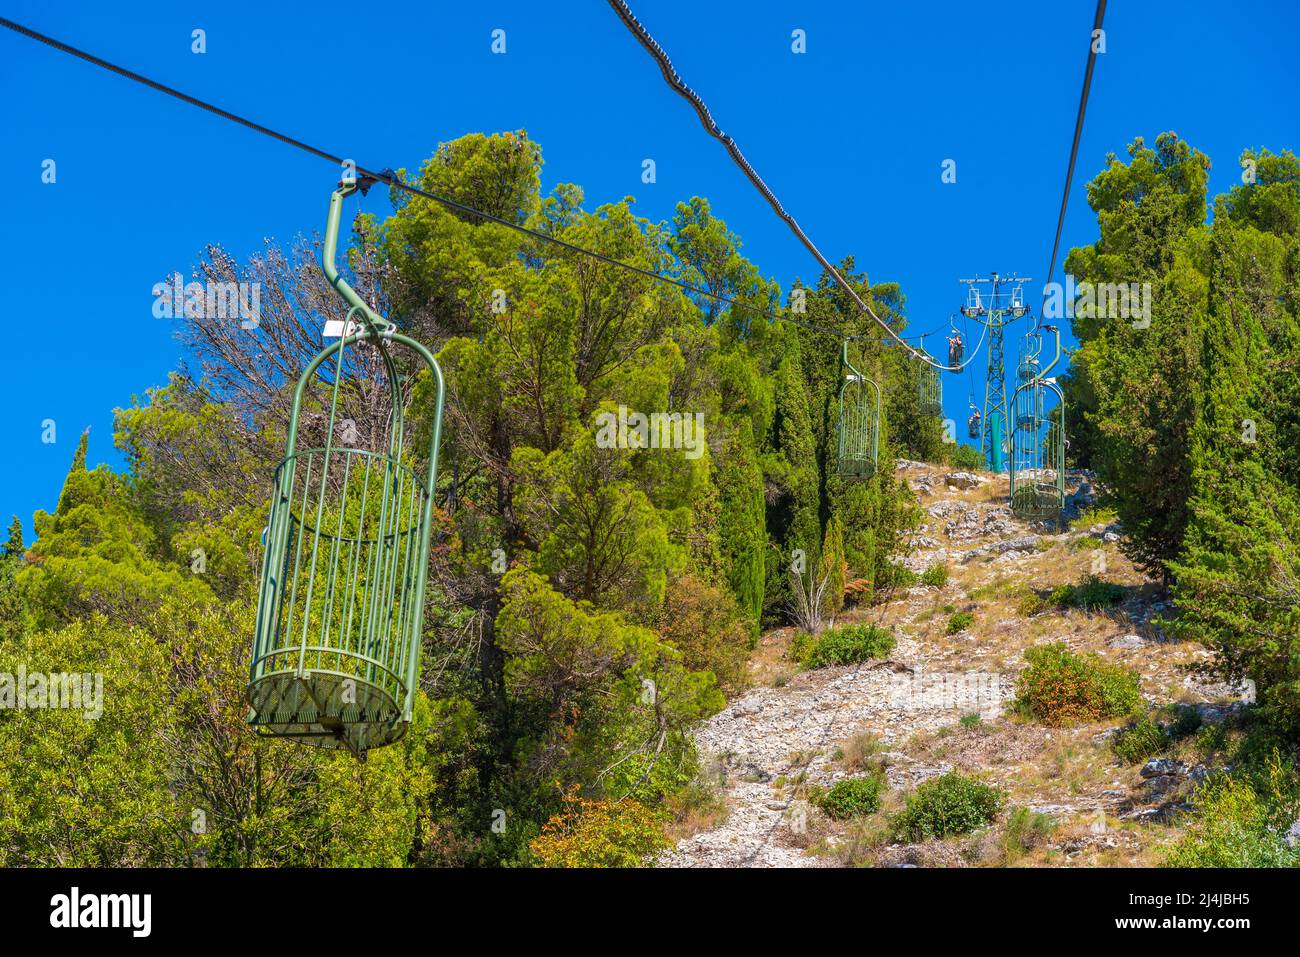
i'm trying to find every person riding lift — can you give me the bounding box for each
[947,329,964,366]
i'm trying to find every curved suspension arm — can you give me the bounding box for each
[839,339,882,434]
[840,339,860,385]
[841,340,881,412]
[323,182,393,335]
[1038,325,1062,379]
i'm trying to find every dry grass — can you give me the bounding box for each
[832,730,888,773]
[665,764,731,841]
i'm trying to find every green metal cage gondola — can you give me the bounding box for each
[247,181,445,757]
[836,340,881,479]
[917,341,942,416]
[1009,326,1065,522]
[1014,330,1044,432]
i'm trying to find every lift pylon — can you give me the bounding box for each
[958,272,1031,472]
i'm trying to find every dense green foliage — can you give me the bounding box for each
[945,611,974,635]
[1111,716,1171,764]
[1061,134,1300,735]
[919,563,948,587]
[0,131,946,867]
[1164,751,1300,867]
[892,772,1003,841]
[818,773,886,820]
[947,444,985,470]
[1014,643,1142,726]
[798,623,896,669]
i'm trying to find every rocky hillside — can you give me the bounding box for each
[661,461,1249,868]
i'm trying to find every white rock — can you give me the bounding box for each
[1108,634,1147,650]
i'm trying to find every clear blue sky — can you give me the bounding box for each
[3,0,1297,540]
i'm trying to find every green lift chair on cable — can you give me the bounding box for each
[247,180,446,758]
[917,339,942,417]
[836,339,881,479]
[1009,325,1066,521]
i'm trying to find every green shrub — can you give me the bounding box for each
[959,713,982,730]
[1044,584,1073,607]
[949,444,985,470]
[920,564,949,588]
[892,772,1003,841]
[803,623,896,669]
[1016,590,1046,617]
[887,564,919,588]
[1014,642,1142,726]
[1070,575,1127,610]
[1164,752,1300,868]
[1046,575,1127,612]
[788,630,816,665]
[1069,505,1118,531]
[945,611,974,635]
[1112,715,1170,763]
[818,772,886,820]
[1164,704,1204,740]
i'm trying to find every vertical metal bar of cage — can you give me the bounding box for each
[252,460,289,679]
[281,450,315,666]
[393,333,444,721]
[393,467,421,703]
[338,448,373,664]
[297,317,357,677]
[318,447,353,671]
[373,353,407,698]
[358,343,400,696]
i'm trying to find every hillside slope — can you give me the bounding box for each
[662,461,1248,867]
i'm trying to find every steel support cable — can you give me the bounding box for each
[0,15,868,344]
[1038,0,1108,329]
[606,0,983,373]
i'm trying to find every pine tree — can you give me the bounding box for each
[20,429,208,629]
[57,428,90,513]
[1064,134,1213,578]
[3,517,22,559]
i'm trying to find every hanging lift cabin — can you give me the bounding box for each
[836,339,881,479]
[246,180,446,758]
[1009,324,1066,521]
[917,339,942,416]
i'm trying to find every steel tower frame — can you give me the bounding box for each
[958,272,1031,472]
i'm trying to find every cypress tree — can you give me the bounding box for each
[820,515,846,616]
[717,417,765,626]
